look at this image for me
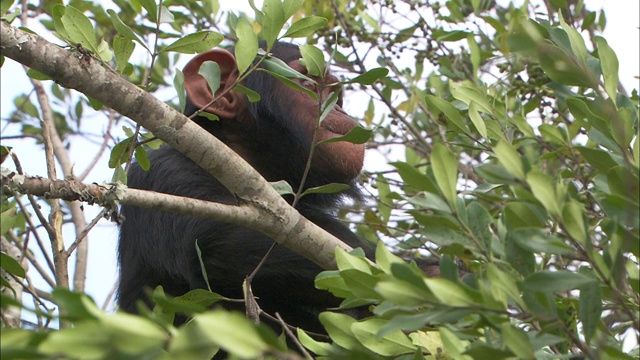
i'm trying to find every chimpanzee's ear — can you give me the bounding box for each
[183,49,245,119]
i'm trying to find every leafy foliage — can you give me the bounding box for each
[1,0,638,359]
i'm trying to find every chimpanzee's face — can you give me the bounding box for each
[278,59,365,183]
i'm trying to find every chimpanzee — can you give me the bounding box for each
[117,42,373,334]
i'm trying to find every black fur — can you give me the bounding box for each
[117,42,371,334]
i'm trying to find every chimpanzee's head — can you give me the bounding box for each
[182,43,365,195]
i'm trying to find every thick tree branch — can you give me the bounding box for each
[0,21,355,270]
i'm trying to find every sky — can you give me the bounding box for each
[0,0,638,315]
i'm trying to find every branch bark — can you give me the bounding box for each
[0,21,354,270]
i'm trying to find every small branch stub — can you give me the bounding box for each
[1,170,121,221]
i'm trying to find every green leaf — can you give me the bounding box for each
[468,102,488,138]
[296,328,332,356]
[503,202,546,230]
[526,169,562,217]
[1,0,15,16]
[158,6,174,23]
[190,310,277,357]
[612,106,635,150]
[318,125,372,145]
[450,82,493,115]
[262,56,312,81]
[107,9,149,52]
[634,136,639,169]
[510,228,573,255]
[345,68,389,85]
[341,269,380,300]
[52,5,72,44]
[424,278,473,306]
[432,29,471,42]
[594,192,640,229]
[269,180,295,195]
[52,289,101,320]
[501,323,535,360]
[234,85,261,102]
[248,0,265,22]
[1,7,20,23]
[406,192,451,213]
[0,253,25,278]
[439,327,471,359]
[234,18,259,74]
[537,43,597,89]
[561,198,588,245]
[595,36,620,101]
[173,69,186,112]
[487,263,526,308]
[259,55,318,96]
[113,35,136,74]
[578,268,602,344]
[558,12,588,63]
[582,11,596,31]
[99,312,167,353]
[374,242,405,274]
[158,289,226,314]
[467,202,492,251]
[424,95,469,135]
[299,44,325,77]
[282,0,305,19]
[391,161,438,193]
[162,31,224,54]
[376,174,392,223]
[258,68,316,100]
[95,39,112,62]
[61,6,98,51]
[467,34,481,78]
[538,124,567,144]
[335,247,372,273]
[87,96,103,110]
[0,146,10,165]
[521,270,595,293]
[318,91,340,122]
[260,0,286,48]
[26,68,52,80]
[301,183,350,197]
[135,0,158,23]
[493,141,525,180]
[283,16,328,38]
[505,231,536,277]
[134,146,150,171]
[431,143,458,206]
[319,312,361,350]
[315,270,352,298]
[375,280,432,307]
[198,61,221,97]
[566,97,610,137]
[39,322,110,358]
[108,137,133,168]
[351,319,416,356]
[195,240,212,291]
[112,164,127,184]
[168,320,219,359]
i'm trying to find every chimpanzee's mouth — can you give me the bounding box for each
[321,117,357,137]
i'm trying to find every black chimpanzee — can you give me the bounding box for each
[117,42,373,334]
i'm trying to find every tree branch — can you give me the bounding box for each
[0,22,360,270]
[2,172,301,245]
